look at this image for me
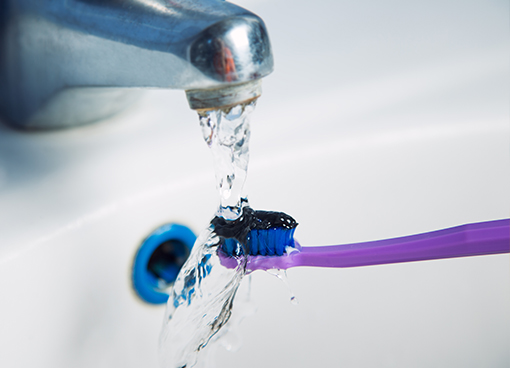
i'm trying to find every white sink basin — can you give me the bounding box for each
[0,0,508,367]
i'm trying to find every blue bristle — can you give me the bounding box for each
[289,228,296,246]
[257,230,269,256]
[266,229,276,256]
[255,234,260,255]
[275,229,284,256]
[272,228,280,255]
[284,229,291,247]
[283,230,290,247]
[266,230,275,255]
[265,230,272,255]
[246,231,258,255]
[258,230,267,256]
[223,238,236,255]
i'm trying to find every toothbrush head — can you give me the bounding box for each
[211,207,298,257]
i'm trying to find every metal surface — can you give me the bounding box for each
[0,0,273,129]
[187,80,262,111]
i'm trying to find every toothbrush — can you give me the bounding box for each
[215,215,509,271]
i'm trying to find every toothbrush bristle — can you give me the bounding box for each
[212,207,298,257]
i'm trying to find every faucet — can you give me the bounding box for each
[0,0,273,129]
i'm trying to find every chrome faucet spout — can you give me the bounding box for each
[0,0,273,129]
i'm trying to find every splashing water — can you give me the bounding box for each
[159,101,255,368]
[200,102,254,220]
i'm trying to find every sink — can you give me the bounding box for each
[0,0,508,367]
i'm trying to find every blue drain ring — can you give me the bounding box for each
[132,223,196,305]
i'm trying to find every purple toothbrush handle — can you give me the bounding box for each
[236,219,509,272]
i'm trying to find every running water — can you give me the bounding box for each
[159,101,256,368]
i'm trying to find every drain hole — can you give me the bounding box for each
[132,223,196,304]
[147,239,191,288]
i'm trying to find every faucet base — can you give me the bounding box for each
[25,88,142,130]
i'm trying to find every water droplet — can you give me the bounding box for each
[266,269,298,305]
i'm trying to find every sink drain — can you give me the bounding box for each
[132,223,196,304]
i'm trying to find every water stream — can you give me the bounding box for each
[159,101,256,368]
